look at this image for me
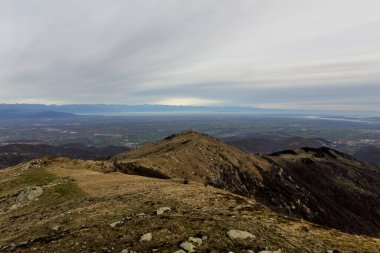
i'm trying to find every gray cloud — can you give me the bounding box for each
[0,0,379,110]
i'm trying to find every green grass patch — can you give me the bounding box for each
[37,181,86,206]
[333,176,375,196]
[14,170,57,186]
[0,169,58,197]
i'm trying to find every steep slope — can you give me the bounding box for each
[113,131,380,237]
[267,147,380,237]
[113,131,271,198]
[0,158,379,252]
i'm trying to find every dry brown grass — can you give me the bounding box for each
[0,157,379,252]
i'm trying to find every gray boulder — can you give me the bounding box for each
[180,242,196,252]
[110,221,124,228]
[17,186,43,202]
[10,186,43,210]
[140,233,152,242]
[259,250,282,253]
[227,230,255,240]
[154,207,171,215]
[188,237,202,246]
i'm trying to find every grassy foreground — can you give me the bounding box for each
[0,158,379,252]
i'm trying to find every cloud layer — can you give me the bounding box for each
[1,0,380,110]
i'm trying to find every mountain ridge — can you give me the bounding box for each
[113,131,380,237]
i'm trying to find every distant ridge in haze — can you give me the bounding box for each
[0,103,269,115]
[0,109,77,119]
[3,103,378,116]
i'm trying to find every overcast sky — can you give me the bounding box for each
[0,0,380,110]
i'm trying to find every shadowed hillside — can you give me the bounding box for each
[267,147,380,236]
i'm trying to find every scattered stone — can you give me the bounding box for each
[9,243,16,251]
[180,242,196,252]
[188,237,202,246]
[227,230,255,240]
[244,250,255,253]
[174,250,186,253]
[101,247,110,252]
[110,221,124,228]
[140,232,152,242]
[154,207,171,215]
[121,250,137,253]
[52,225,60,232]
[259,250,281,253]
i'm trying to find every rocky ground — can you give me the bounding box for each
[0,158,379,253]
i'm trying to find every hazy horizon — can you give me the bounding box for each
[3,103,380,117]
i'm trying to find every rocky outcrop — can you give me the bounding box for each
[9,186,43,210]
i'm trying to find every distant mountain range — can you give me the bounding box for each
[0,109,77,119]
[0,103,273,115]
[2,103,379,115]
